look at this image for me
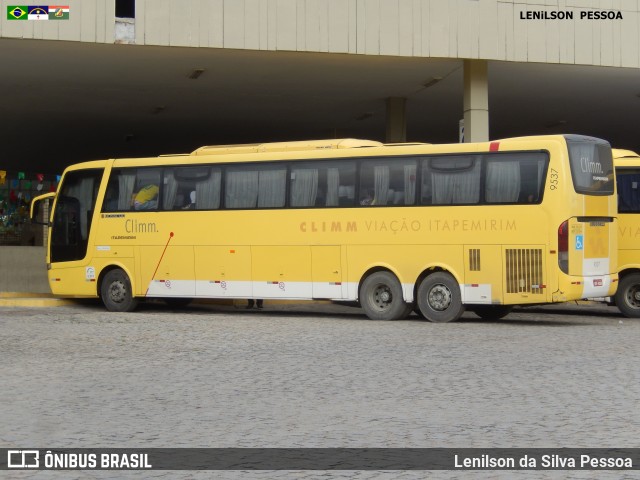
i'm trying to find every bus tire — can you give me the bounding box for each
[101,269,138,312]
[163,298,192,309]
[470,305,513,320]
[360,271,409,321]
[615,273,640,318]
[417,272,464,323]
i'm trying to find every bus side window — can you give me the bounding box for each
[289,161,355,208]
[103,180,119,211]
[423,156,481,205]
[165,167,220,211]
[485,153,547,204]
[360,159,417,206]
[617,170,640,213]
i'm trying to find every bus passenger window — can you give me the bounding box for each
[617,170,640,213]
[485,158,521,203]
[105,167,160,211]
[360,159,416,206]
[164,167,220,210]
[226,166,285,209]
[103,181,119,211]
[289,161,355,208]
[290,167,319,207]
[423,156,480,205]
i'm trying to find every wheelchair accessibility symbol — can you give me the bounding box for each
[575,234,584,250]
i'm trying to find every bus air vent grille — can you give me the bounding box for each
[505,248,544,294]
[469,249,481,271]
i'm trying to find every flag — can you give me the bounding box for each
[49,5,69,20]
[7,6,27,20]
[28,5,48,20]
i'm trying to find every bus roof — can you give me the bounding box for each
[190,138,384,156]
[64,134,600,172]
[613,148,639,159]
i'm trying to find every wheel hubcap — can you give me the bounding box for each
[428,283,452,311]
[626,285,640,308]
[373,285,393,310]
[109,281,127,304]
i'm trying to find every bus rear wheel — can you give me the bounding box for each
[470,305,513,320]
[101,269,138,312]
[615,273,640,318]
[417,272,464,323]
[360,271,410,321]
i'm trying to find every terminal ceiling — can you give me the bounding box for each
[2,38,640,174]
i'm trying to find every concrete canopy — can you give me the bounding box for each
[2,37,639,174]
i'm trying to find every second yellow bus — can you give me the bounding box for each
[612,148,640,317]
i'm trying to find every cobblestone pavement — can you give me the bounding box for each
[1,300,639,480]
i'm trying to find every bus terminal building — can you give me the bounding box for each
[0,0,639,292]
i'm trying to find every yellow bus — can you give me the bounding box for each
[31,134,617,322]
[612,148,640,317]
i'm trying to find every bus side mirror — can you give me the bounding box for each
[30,192,56,226]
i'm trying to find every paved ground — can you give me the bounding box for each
[1,300,638,480]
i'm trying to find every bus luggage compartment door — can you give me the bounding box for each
[251,246,312,299]
[140,246,196,297]
[311,246,343,299]
[463,245,502,304]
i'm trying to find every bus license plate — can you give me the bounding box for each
[593,279,603,286]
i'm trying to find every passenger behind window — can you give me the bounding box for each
[360,189,374,205]
[103,181,119,211]
[133,184,159,210]
[182,191,196,210]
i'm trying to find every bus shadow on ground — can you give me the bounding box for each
[65,298,626,326]
[456,317,592,327]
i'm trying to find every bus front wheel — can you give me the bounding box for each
[360,271,410,321]
[615,273,640,318]
[417,272,464,323]
[101,269,139,312]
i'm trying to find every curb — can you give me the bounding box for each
[0,292,54,298]
[0,297,76,307]
[0,294,332,308]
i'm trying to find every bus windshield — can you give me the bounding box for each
[50,168,103,263]
[566,135,614,195]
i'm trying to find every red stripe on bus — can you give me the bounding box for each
[145,232,174,297]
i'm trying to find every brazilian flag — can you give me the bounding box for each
[7,5,28,20]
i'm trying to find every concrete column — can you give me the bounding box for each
[385,97,407,143]
[463,60,489,142]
